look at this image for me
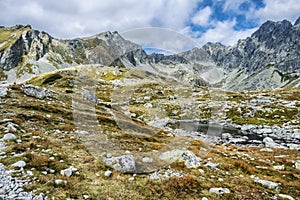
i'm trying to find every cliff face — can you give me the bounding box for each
[0,25,141,82]
[203,18,300,74]
[0,25,51,70]
[177,17,300,90]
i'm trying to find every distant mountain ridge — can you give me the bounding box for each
[0,17,300,90]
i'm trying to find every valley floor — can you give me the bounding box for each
[0,66,299,199]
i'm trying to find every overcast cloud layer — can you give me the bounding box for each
[0,0,299,50]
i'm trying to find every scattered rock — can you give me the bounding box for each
[82,89,99,104]
[33,193,45,200]
[260,148,273,152]
[159,149,201,168]
[54,179,67,186]
[287,144,300,150]
[209,187,230,194]
[149,167,184,180]
[0,84,8,97]
[278,194,295,200]
[295,161,300,169]
[27,171,34,176]
[221,133,232,139]
[2,133,17,141]
[241,125,256,131]
[204,161,219,169]
[144,103,153,108]
[273,165,285,170]
[103,154,136,173]
[104,170,112,177]
[142,157,153,163]
[21,84,53,99]
[11,161,26,169]
[263,137,278,148]
[5,122,18,132]
[0,163,33,199]
[253,177,280,190]
[60,166,77,177]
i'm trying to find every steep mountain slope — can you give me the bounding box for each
[114,17,300,91]
[0,25,141,83]
[179,17,300,90]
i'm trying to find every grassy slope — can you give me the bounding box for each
[0,66,299,199]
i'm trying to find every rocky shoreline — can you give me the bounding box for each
[153,118,300,150]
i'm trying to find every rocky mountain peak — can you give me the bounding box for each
[251,19,293,43]
[9,24,32,30]
[294,16,300,26]
[0,25,52,70]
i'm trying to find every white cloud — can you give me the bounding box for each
[223,0,249,12]
[198,20,257,46]
[0,0,298,49]
[122,27,200,54]
[252,0,300,23]
[192,6,212,26]
[0,0,200,39]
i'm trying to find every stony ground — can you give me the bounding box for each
[0,65,299,199]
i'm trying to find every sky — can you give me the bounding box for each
[0,0,299,53]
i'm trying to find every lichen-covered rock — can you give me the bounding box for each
[82,89,99,104]
[159,149,201,168]
[253,177,280,190]
[103,154,136,173]
[21,84,53,99]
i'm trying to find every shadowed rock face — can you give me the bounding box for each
[0,26,51,70]
[0,26,142,77]
[194,18,300,74]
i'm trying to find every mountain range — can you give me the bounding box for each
[1,17,300,91]
[1,17,300,199]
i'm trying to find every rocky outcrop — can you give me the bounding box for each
[21,84,53,99]
[0,25,51,70]
[103,154,136,173]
